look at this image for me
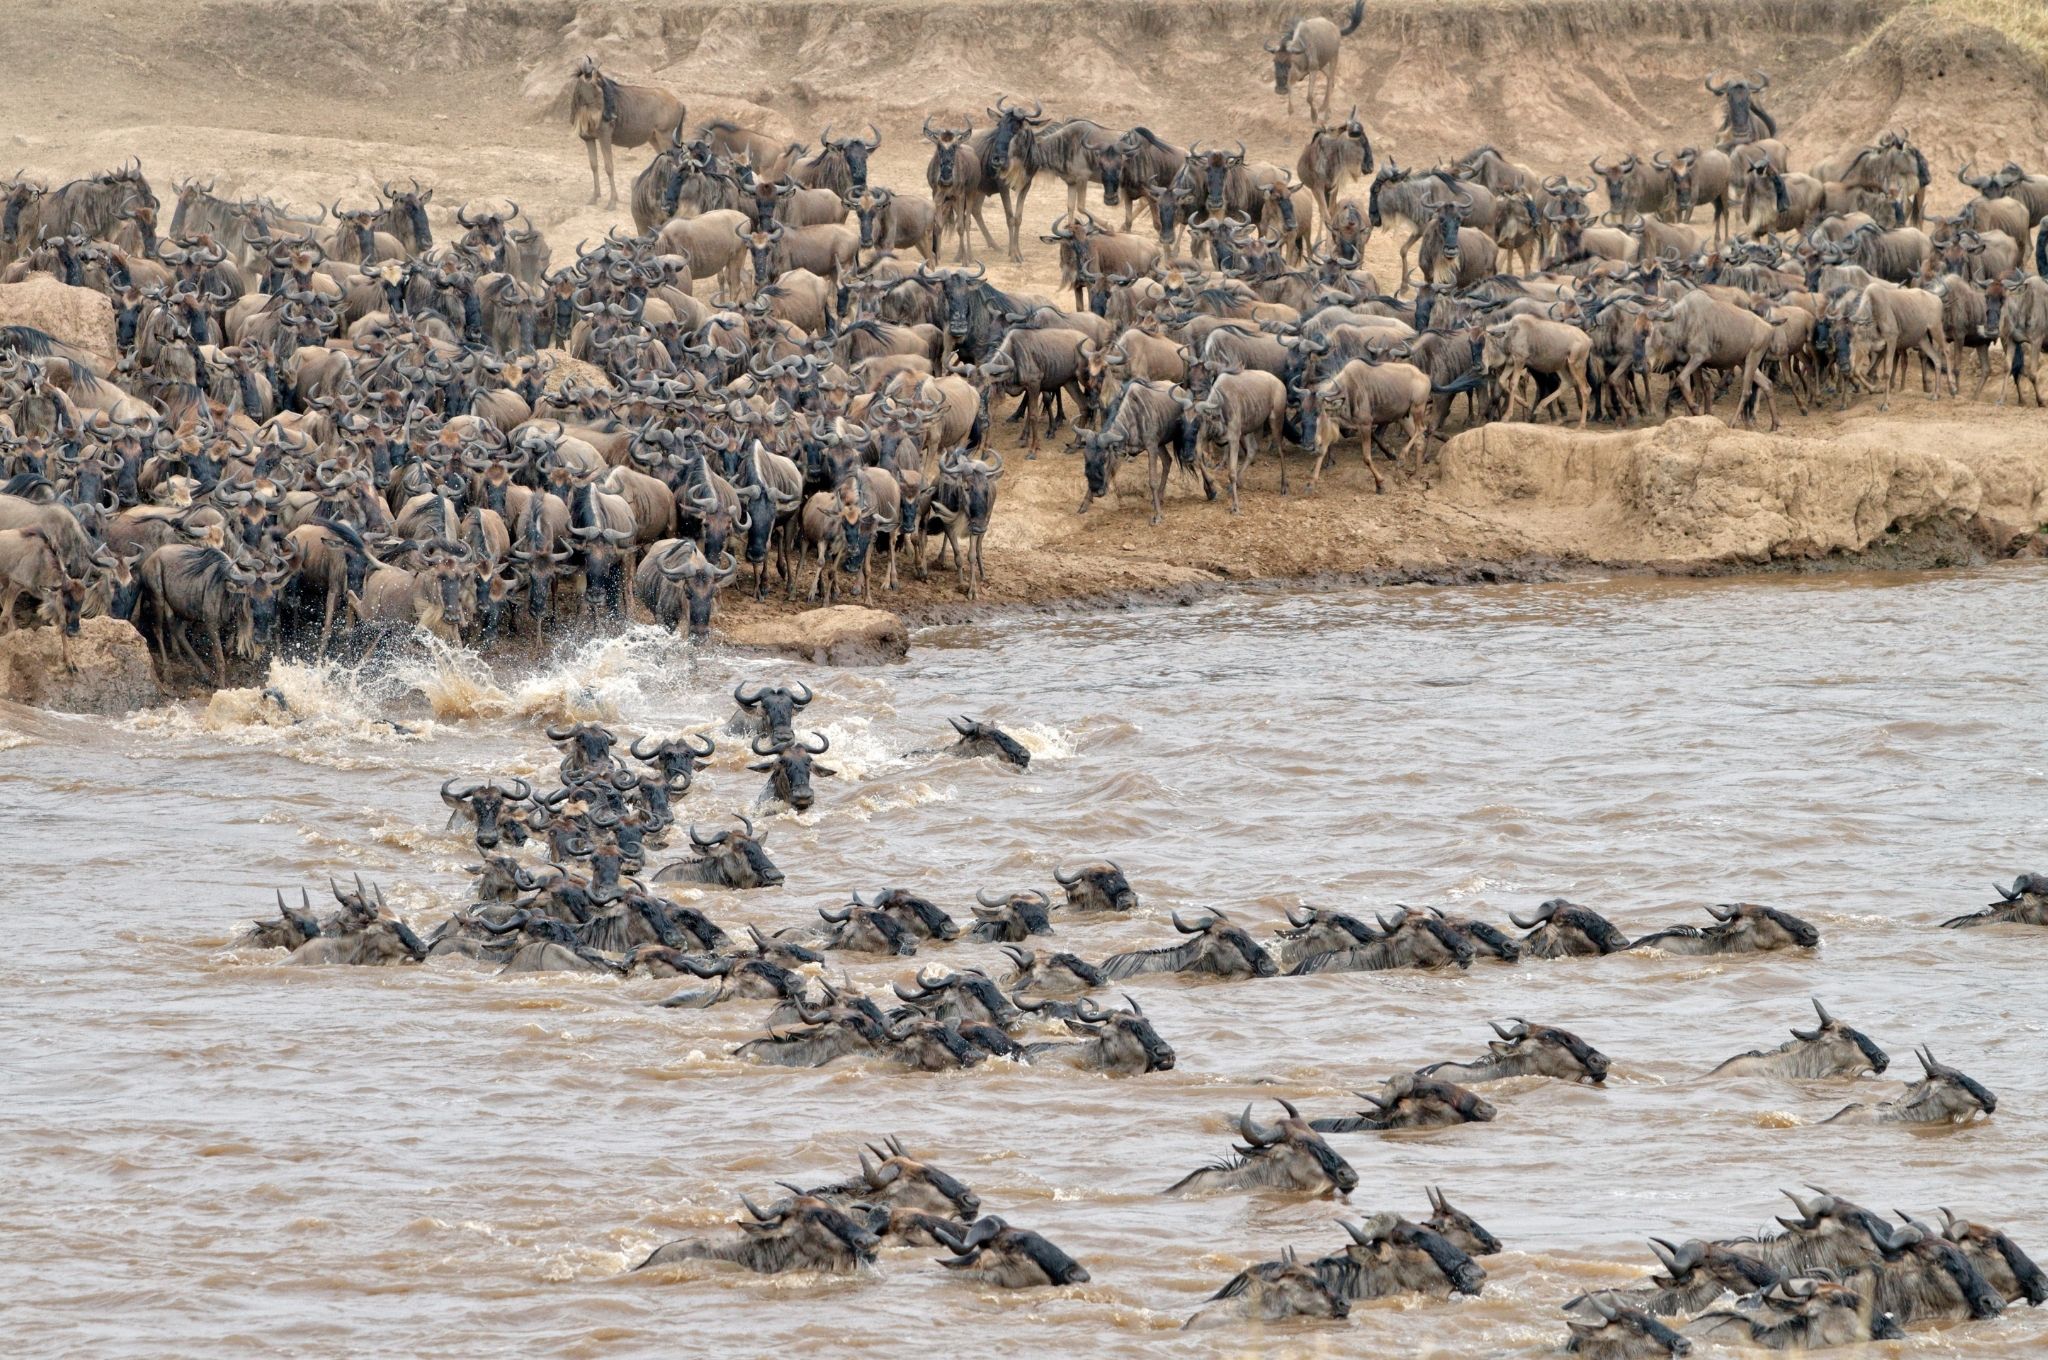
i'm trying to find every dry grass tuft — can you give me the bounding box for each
[1918,0,2048,65]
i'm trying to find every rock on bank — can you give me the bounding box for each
[1435,416,2048,567]
[721,606,909,665]
[0,617,161,714]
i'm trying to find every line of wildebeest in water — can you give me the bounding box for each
[224,679,2045,1353]
[10,61,2048,683]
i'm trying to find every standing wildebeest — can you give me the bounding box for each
[1707,70,1776,148]
[1640,289,1781,428]
[1030,118,1121,224]
[1997,268,2048,406]
[980,96,1051,264]
[569,56,686,207]
[923,118,987,264]
[1298,109,1374,238]
[138,543,283,688]
[1266,0,1367,126]
[1075,377,1211,523]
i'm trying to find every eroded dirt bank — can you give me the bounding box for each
[764,399,2048,634]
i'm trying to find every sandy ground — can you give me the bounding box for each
[8,0,2048,632]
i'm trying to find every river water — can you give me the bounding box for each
[5,567,2044,1357]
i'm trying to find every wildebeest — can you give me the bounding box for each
[1308,1073,1496,1132]
[1929,1207,2048,1306]
[634,1193,878,1275]
[998,944,1106,996]
[1051,860,1136,913]
[439,776,532,851]
[1568,1238,1780,1318]
[944,714,1029,767]
[651,814,783,889]
[746,731,835,811]
[1708,999,1888,1079]
[966,887,1054,942]
[1690,1276,1902,1349]
[570,57,686,206]
[1022,994,1175,1073]
[1285,905,1472,974]
[1266,0,1367,125]
[1512,898,1632,957]
[729,679,814,748]
[1184,1247,1349,1329]
[804,1135,980,1221]
[1101,909,1278,980]
[1165,1100,1358,1196]
[1632,901,1818,954]
[1943,871,2048,927]
[1312,1213,1488,1300]
[1822,1047,1996,1124]
[932,1216,1090,1287]
[1563,1293,1693,1357]
[1419,1019,1610,1085]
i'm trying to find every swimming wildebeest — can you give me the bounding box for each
[1183,1247,1349,1329]
[1166,1100,1358,1196]
[1419,1019,1610,1085]
[633,1192,879,1274]
[931,1216,1091,1287]
[1707,999,1888,1079]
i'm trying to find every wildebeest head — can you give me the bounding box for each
[1936,1208,2048,1306]
[1190,1247,1349,1327]
[1065,994,1176,1072]
[240,887,322,950]
[636,1191,880,1275]
[1329,1213,1489,1298]
[1264,24,1308,93]
[1706,901,1820,949]
[1510,897,1632,955]
[813,1135,980,1220]
[934,1214,1091,1287]
[822,123,880,191]
[1052,859,1135,912]
[1486,1018,1609,1083]
[1566,1293,1692,1357]
[946,714,1029,767]
[1705,69,1772,142]
[969,887,1055,942]
[545,720,618,778]
[676,813,783,888]
[984,95,1046,174]
[816,899,914,955]
[851,185,893,249]
[629,731,715,790]
[1188,141,1246,216]
[922,117,973,188]
[1424,1187,1501,1257]
[893,964,1015,1028]
[733,678,814,747]
[1171,1099,1356,1195]
[1327,1073,1496,1131]
[747,731,834,812]
[1787,997,1888,1075]
[856,888,958,941]
[379,177,434,249]
[439,776,533,850]
[1873,1216,2006,1320]
[1888,1047,1997,1123]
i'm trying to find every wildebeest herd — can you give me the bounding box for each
[6,34,2048,683]
[226,673,2044,1351]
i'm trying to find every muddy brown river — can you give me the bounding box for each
[5,568,2045,1356]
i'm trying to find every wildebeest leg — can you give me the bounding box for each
[1150,447,1168,525]
[584,137,602,205]
[1571,358,1592,429]
[1675,358,1704,415]
[1024,385,1041,458]
[603,133,620,208]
